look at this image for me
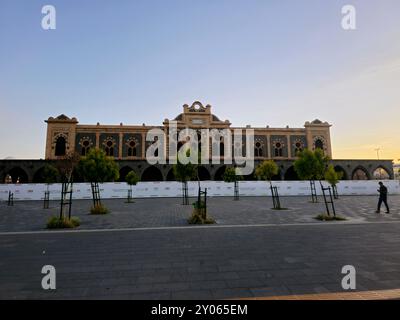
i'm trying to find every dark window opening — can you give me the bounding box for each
[55,137,66,156]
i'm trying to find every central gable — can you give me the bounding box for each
[165,101,231,128]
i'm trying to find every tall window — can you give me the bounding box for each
[294,142,303,155]
[255,142,263,157]
[274,142,283,157]
[105,140,114,156]
[55,136,66,156]
[315,139,324,150]
[81,140,90,156]
[127,140,137,157]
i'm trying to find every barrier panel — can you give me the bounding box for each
[0,180,399,201]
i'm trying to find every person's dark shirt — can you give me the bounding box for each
[379,185,388,197]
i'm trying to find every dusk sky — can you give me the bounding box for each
[1,0,399,161]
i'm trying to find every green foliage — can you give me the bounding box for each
[90,204,109,215]
[126,170,139,186]
[294,149,316,180]
[42,165,59,184]
[173,149,197,182]
[314,214,347,221]
[47,216,80,229]
[223,167,243,183]
[188,204,216,224]
[324,165,343,186]
[294,149,330,181]
[314,148,330,180]
[255,160,279,182]
[78,148,119,183]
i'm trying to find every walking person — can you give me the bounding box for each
[376,181,390,214]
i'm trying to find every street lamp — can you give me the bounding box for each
[374,148,380,160]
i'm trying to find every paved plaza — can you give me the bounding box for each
[0,195,400,299]
[0,195,399,232]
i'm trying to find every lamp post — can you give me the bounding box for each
[374,148,380,160]
[374,148,381,179]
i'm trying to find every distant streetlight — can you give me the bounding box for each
[374,148,381,160]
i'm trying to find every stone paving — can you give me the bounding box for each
[0,195,400,300]
[1,222,400,299]
[0,195,399,232]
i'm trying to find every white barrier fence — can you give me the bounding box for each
[0,180,399,201]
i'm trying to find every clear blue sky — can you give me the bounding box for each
[1,0,399,160]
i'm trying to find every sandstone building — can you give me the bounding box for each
[0,101,394,183]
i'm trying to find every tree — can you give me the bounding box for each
[223,167,243,200]
[56,151,81,182]
[255,160,279,187]
[255,160,282,209]
[314,148,330,181]
[125,170,139,203]
[324,165,343,199]
[173,150,197,205]
[293,149,316,181]
[77,148,119,209]
[294,148,330,202]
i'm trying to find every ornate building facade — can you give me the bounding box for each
[45,101,333,160]
[0,102,394,183]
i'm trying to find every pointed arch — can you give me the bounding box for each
[119,166,134,182]
[284,166,299,181]
[372,166,390,180]
[352,166,370,180]
[198,166,211,181]
[214,165,226,181]
[141,166,163,182]
[7,167,29,183]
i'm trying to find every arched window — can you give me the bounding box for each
[255,142,263,157]
[220,142,224,157]
[274,142,283,157]
[81,140,90,156]
[105,140,114,157]
[127,140,137,157]
[55,136,66,156]
[315,139,324,150]
[294,142,303,155]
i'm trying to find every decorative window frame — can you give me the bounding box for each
[52,132,69,156]
[102,136,117,156]
[312,135,327,152]
[292,138,305,154]
[272,138,285,158]
[79,136,94,155]
[254,137,265,158]
[126,137,140,157]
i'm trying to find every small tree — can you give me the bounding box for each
[56,151,81,182]
[125,170,139,203]
[223,167,243,200]
[294,148,329,203]
[255,160,279,187]
[78,148,119,212]
[173,150,197,205]
[324,165,343,199]
[314,148,330,181]
[255,160,282,209]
